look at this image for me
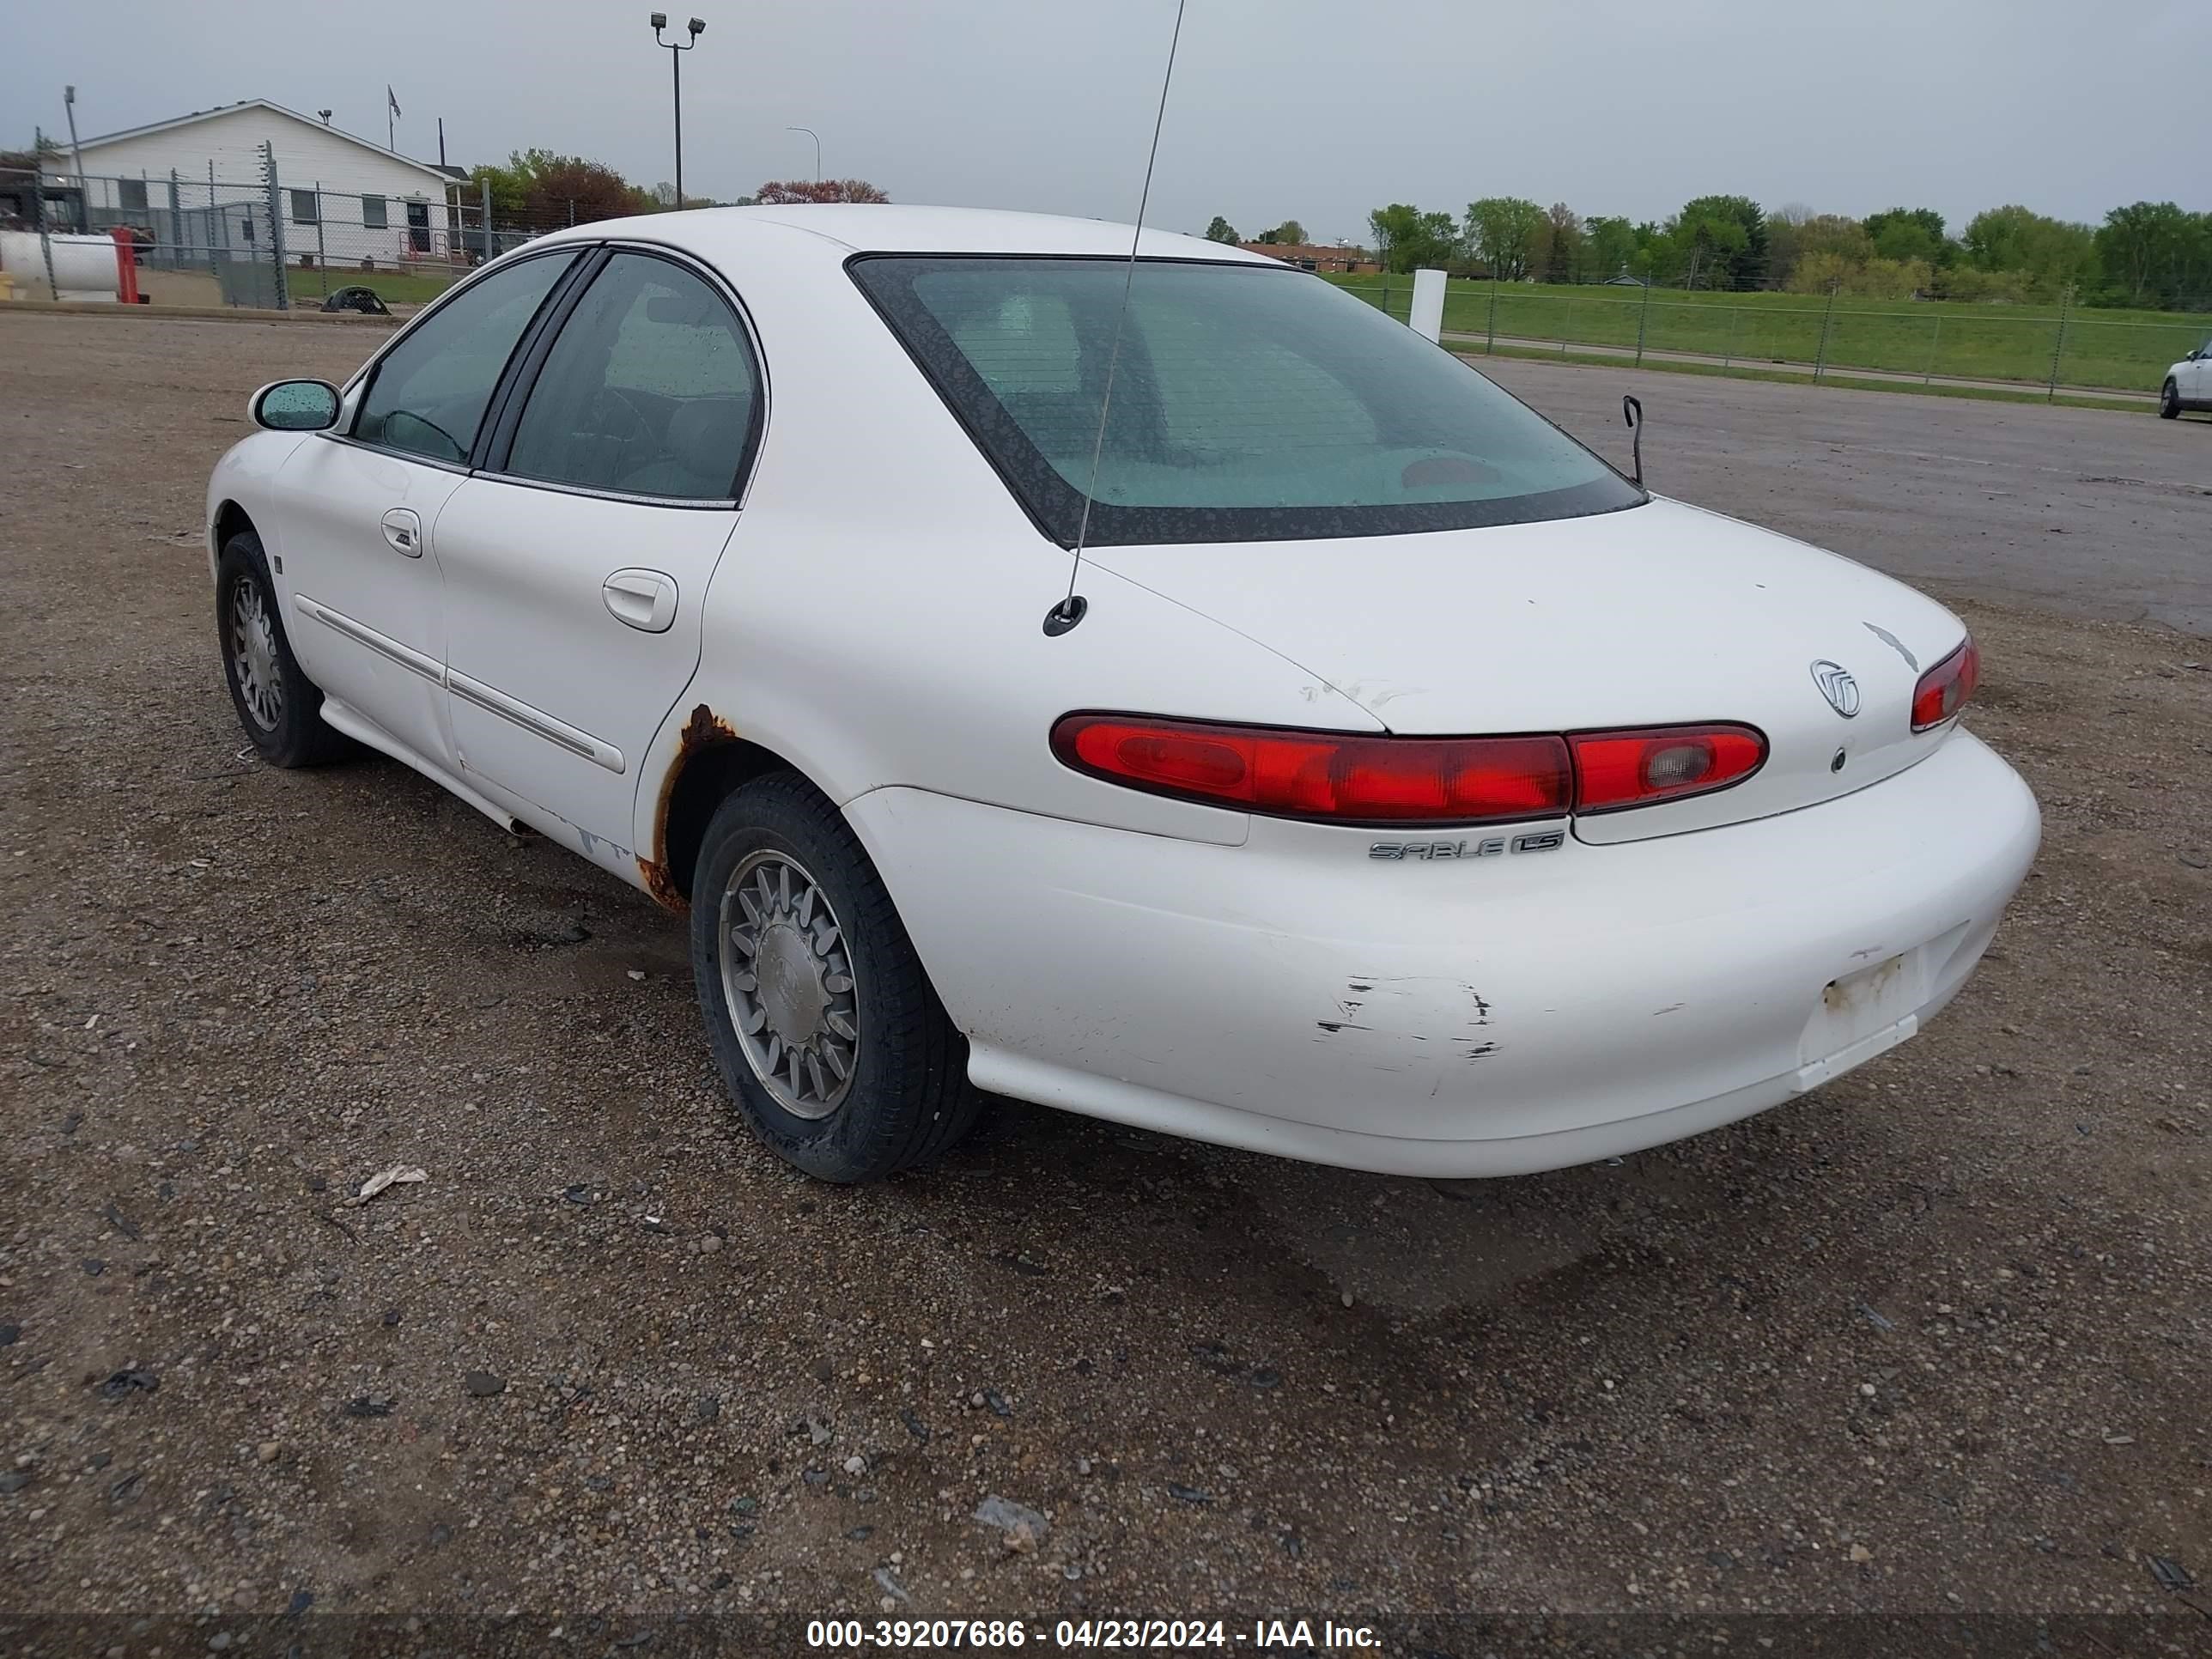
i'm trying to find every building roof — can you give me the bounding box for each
[68,100,459,184]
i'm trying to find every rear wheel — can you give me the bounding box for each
[689,773,981,1182]
[2160,379,2181,419]
[216,531,354,767]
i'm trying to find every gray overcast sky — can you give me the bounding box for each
[11,0,2209,239]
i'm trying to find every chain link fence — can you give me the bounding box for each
[11,167,2206,404]
[1345,267,2212,401]
[3,147,574,313]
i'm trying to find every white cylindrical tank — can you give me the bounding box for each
[1409,267,1447,343]
[0,230,120,301]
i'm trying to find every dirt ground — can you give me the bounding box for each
[2,313,2209,1650]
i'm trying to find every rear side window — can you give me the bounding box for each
[502,252,760,501]
[851,255,1643,547]
[353,252,575,465]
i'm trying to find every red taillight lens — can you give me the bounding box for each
[1569,724,1768,812]
[1911,636,1979,732]
[1050,714,1572,824]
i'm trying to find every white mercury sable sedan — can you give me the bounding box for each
[206,206,2040,1183]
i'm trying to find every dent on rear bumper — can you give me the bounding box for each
[846,732,2040,1176]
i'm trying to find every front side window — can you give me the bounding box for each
[362,195,388,229]
[353,252,575,464]
[289,189,318,225]
[502,252,760,500]
[852,255,1643,546]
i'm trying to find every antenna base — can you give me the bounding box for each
[1042,594,1088,637]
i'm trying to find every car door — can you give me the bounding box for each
[431,246,764,871]
[2190,339,2212,404]
[273,249,579,769]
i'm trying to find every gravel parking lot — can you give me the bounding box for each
[3,312,2209,1647]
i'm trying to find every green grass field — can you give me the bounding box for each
[1328,274,2211,395]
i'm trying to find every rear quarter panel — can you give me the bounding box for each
[628,235,1382,861]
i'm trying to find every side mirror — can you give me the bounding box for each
[250,379,342,432]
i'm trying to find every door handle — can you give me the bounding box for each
[602,568,678,634]
[380,507,423,557]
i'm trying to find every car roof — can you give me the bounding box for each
[528,204,1284,266]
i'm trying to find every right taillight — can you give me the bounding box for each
[1911,636,1979,732]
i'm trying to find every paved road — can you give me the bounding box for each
[1450,333,2160,405]
[1477,356,2212,637]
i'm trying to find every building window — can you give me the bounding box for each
[118,179,149,211]
[362,195,388,229]
[290,188,319,225]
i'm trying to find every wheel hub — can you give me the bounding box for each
[229,580,283,730]
[718,851,860,1120]
[753,921,832,1046]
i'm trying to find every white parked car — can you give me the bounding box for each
[206,206,2039,1183]
[2160,338,2212,418]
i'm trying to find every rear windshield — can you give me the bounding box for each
[849,254,1644,547]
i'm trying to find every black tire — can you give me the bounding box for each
[216,531,354,767]
[2160,380,2180,419]
[689,773,982,1182]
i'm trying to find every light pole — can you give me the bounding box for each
[62,85,87,194]
[649,13,705,207]
[786,126,821,184]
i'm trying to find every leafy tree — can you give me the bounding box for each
[1929,265,2039,303]
[1670,195,1767,289]
[1865,207,1952,268]
[467,149,655,225]
[1203,215,1239,244]
[1961,205,2097,292]
[1764,202,1812,283]
[1583,215,1638,280]
[1788,252,1930,299]
[1464,196,1547,282]
[1538,203,1585,283]
[1271,219,1306,246]
[2094,201,2208,307]
[1367,204,1459,274]
[755,179,890,204]
[1794,214,1875,266]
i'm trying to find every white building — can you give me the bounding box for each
[46,99,463,270]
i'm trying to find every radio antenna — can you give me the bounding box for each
[1043,0,1189,638]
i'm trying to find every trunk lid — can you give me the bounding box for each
[1088,497,1968,842]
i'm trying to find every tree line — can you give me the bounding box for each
[1330,196,2212,310]
[1204,216,1308,246]
[462,148,889,225]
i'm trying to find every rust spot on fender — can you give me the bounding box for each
[638,856,687,914]
[637,703,741,915]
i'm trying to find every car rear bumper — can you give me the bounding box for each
[846,730,2040,1177]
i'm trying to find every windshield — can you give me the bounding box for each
[849,254,1644,547]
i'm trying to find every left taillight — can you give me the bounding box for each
[1050,714,1769,825]
[1569,724,1768,813]
[1911,635,1979,732]
[1049,714,1572,825]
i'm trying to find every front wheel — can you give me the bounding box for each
[2160,379,2181,419]
[216,531,354,767]
[689,774,982,1182]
